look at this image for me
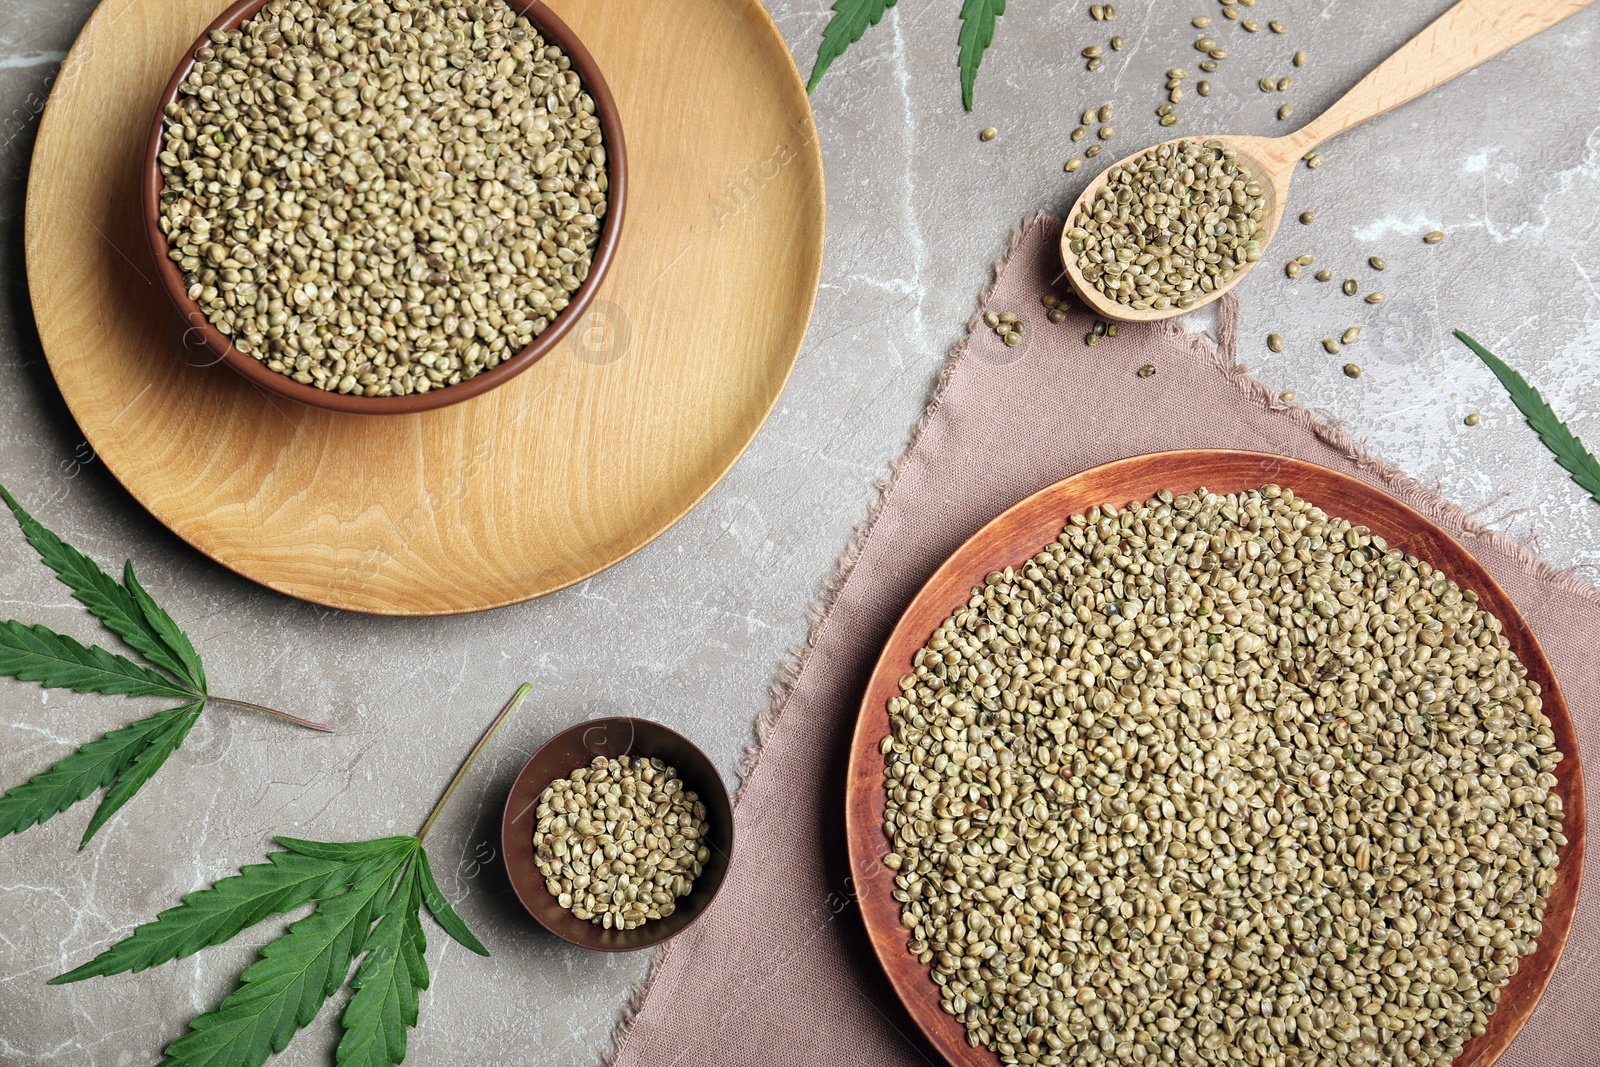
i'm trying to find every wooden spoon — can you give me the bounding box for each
[1060,0,1598,323]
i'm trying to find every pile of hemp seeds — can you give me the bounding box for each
[882,486,1566,1067]
[155,0,609,397]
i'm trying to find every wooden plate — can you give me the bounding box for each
[24,0,824,615]
[846,450,1585,1067]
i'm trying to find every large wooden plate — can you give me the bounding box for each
[847,450,1585,1067]
[25,0,824,615]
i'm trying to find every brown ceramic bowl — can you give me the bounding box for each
[142,0,626,414]
[847,450,1585,1067]
[501,717,733,951]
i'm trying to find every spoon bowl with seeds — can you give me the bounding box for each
[1061,0,1595,323]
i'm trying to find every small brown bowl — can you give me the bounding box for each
[501,717,733,951]
[142,0,627,414]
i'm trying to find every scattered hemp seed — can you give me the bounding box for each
[1343,361,1363,377]
[1160,113,1180,126]
[1242,18,1260,32]
[990,310,1025,346]
[1099,104,1114,122]
[1369,255,1388,271]
[1195,36,1218,52]
[1105,323,1119,337]
[980,126,998,141]
[1278,103,1295,120]
[1297,254,1316,266]
[1199,60,1219,72]
[1277,75,1294,91]
[1259,77,1277,93]
[1366,292,1388,303]
[1098,125,1116,139]
[1068,140,1267,313]
[1082,45,1104,58]
[1315,269,1334,282]
[1221,4,1240,18]
[1049,308,1069,323]
[1064,157,1084,172]
[1323,338,1342,354]
[1267,333,1284,352]
[1042,294,1060,309]
[1285,261,1303,279]
[1137,362,1156,377]
[1425,230,1447,244]
[1465,412,1482,426]
[1299,211,1316,224]
[1192,16,1211,28]
[1084,331,1102,346]
[1082,108,1099,124]
[1279,388,1296,402]
[1304,149,1324,169]
[1090,2,1106,18]
[535,756,710,930]
[1343,278,1359,296]
[1210,48,1229,60]
[1197,79,1212,96]
[1167,68,1188,79]
[154,0,610,398]
[1111,35,1125,50]
[1072,126,1088,142]
[1341,326,1362,345]
[1269,17,1286,32]
[1085,144,1103,157]
[1293,49,1308,66]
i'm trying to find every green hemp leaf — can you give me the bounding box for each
[806,0,897,93]
[804,0,1007,111]
[0,485,331,848]
[52,684,530,1067]
[1455,332,1600,507]
[957,0,1006,112]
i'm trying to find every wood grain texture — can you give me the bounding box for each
[846,451,1585,1067]
[1288,0,1598,152]
[1062,0,1597,324]
[25,0,824,615]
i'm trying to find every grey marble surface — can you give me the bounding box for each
[3,0,1600,1063]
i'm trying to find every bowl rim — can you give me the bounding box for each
[500,715,735,951]
[846,448,1585,1067]
[141,0,628,415]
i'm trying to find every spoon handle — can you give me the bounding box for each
[1284,0,1597,155]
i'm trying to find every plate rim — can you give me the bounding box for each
[846,448,1586,1067]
